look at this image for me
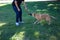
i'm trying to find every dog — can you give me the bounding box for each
[28,13,56,25]
[25,9,56,25]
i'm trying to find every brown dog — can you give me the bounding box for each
[25,9,56,25]
[29,13,56,25]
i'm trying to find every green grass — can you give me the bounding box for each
[0,1,60,40]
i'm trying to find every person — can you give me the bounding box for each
[12,0,27,26]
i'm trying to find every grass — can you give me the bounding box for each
[0,1,60,40]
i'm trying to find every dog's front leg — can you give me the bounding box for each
[37,21,40,24]
[34,20,38,24]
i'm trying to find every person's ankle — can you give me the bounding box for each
[19,21,24,23]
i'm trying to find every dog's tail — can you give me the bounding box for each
[50,16,56,19]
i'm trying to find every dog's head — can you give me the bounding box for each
[28,12,36,17]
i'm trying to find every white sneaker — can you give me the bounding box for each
[19,21,24,23]
[16,22,19,26]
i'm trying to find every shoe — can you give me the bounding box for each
[16,22,19,26]
[19,21,24,23]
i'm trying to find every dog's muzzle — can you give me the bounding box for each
[28,13,32,16]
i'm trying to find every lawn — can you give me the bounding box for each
[0,1,60,40]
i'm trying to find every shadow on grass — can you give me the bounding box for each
[0,1,60,40]
[0,22,60,40]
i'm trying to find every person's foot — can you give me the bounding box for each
[19,21,24,23]
[16,22,19,26]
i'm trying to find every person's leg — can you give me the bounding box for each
[19,7,24,23]
[13,5,19,22]
[19,7,22,22]
[12,5,19,26]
